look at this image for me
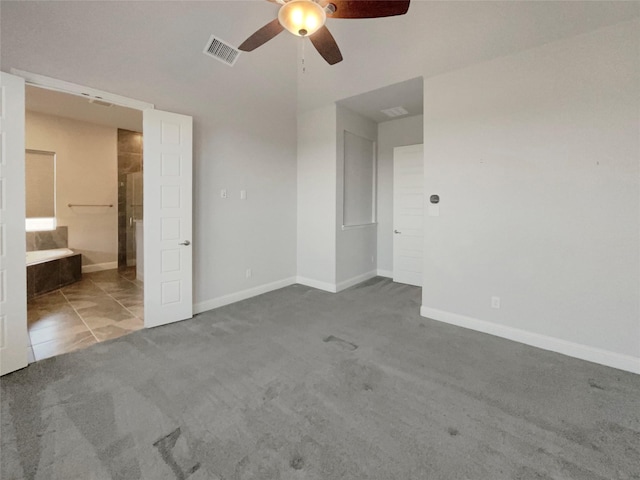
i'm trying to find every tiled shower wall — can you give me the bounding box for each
[117,129,143,267]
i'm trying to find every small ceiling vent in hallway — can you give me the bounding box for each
[203,35,241,66]
[381,106,409,118]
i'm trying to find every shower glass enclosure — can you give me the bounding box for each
[125,171,143,266]
[117,129,143,269]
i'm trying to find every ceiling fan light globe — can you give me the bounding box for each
[278,0,326,37]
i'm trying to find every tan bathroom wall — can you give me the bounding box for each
[26,110,118,269]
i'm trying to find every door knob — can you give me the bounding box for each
[394,230,401,234]
[179,240,191,246]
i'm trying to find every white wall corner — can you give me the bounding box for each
[296,271,378,294]
[376,269,393,278]
[420,306,640,375]
[193,277,297,315]
[335,270,377,292]
[295,276,338,293]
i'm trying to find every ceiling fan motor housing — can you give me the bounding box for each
[278,0,327,37]
[238,0,411,65]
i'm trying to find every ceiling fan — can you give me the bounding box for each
[238,0,411,65]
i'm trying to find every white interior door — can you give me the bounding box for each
[143,109,193,328]
[0,72,28,375]
[393,144,424,287]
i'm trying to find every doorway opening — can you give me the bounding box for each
[24,85,145,361]
[2,70,193,376]
[335,76,424,284]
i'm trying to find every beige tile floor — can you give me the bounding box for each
[27,268,144,362]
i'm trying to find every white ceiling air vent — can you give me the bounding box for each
[203,35,241,66]
[381,106,409,118]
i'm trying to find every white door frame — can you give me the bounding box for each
[4,70,192,372]
[1,72,29,375]
[11,69,154,111]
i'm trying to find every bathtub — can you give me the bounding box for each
[26,248,76,267]
[26,248,82,299]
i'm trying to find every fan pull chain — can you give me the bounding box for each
[301,37,306,74]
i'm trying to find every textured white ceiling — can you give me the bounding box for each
[3,1,638,119]
[336,77,423,124]
[297,1,640,112]
[1,1,299,116]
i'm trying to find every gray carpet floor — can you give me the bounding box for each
[2,278,639,480]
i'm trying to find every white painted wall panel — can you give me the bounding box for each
[421,21,640,361]
[297,106,337,286]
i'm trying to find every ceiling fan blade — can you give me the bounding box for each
[309,25,343,65]
[325,0,410,19]
[238,18,284,52]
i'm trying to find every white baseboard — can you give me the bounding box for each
[335,270,377,292]
[193,277,296,314]
[377,269,393,278]
[420,306,640,375]
[82,261,118,273]
[295,276,337,293]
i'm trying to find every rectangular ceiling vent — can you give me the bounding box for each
[203,35,241,66]
[381,106,409,118]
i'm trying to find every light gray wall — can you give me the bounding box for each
[335,106,378,286]
[297,105,337,287]
[193,113,297,304]
[377,114,424,274]
[421,21,639,362]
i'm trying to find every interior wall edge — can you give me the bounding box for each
[420,306,640,375]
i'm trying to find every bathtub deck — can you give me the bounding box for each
[27,253,82,299]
